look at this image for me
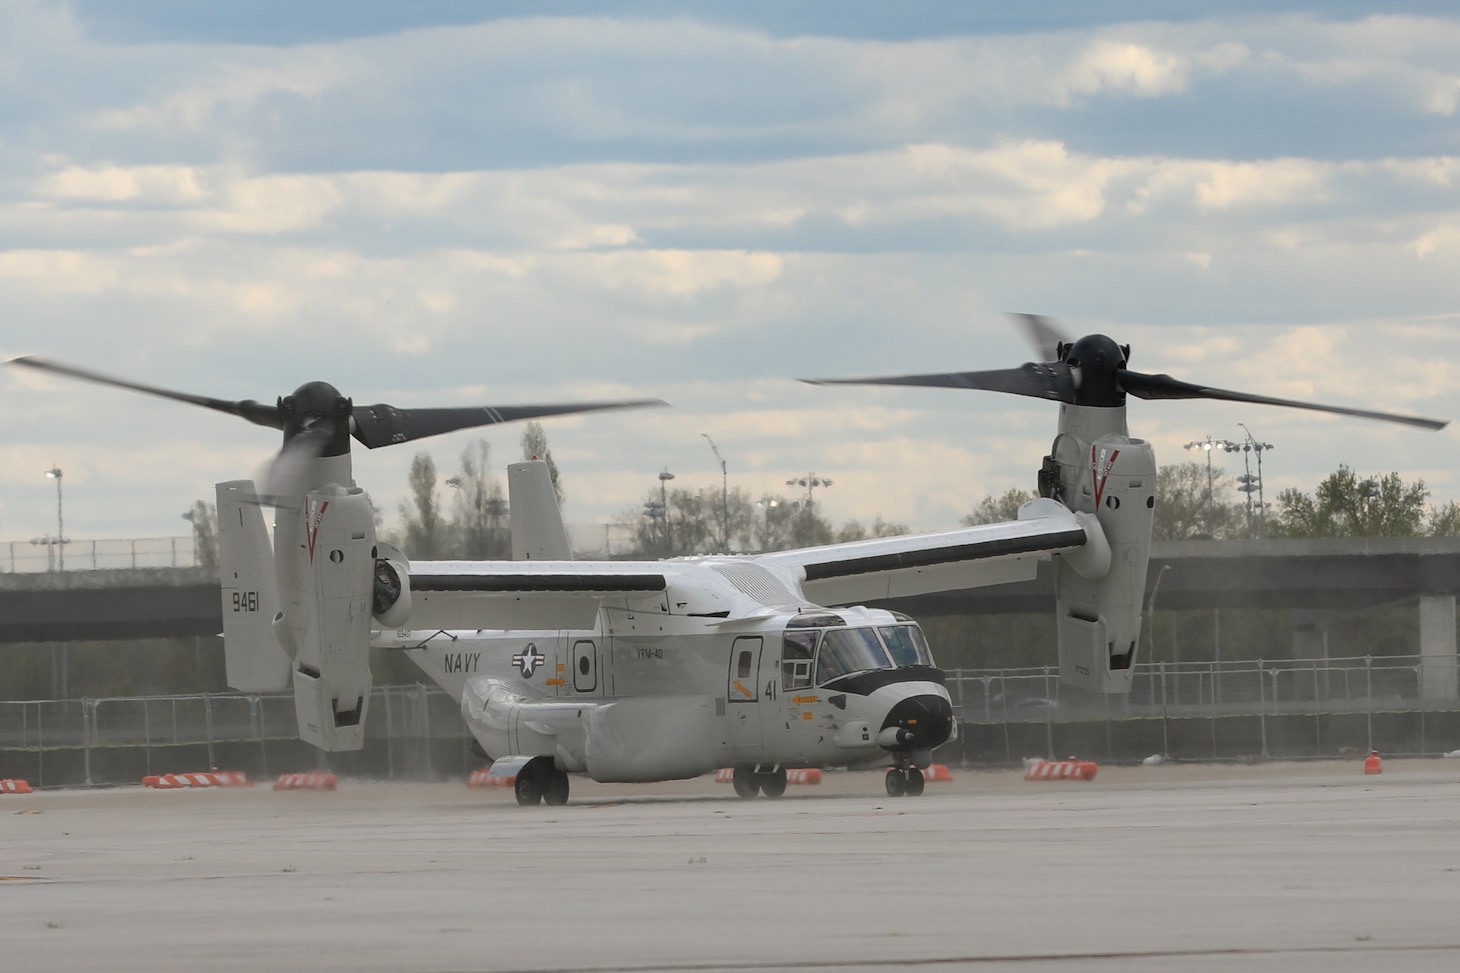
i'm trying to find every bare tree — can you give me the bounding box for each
[448,439,511,558]
[520,421,564,506]
[399,452,443,558]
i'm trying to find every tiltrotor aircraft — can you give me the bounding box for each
[8,321,1444,804]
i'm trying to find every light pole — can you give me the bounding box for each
[786,473,831,545]
[1228,424,1275,536]
[45,466,65,572]
[702,434,729,553]
[757,495,779,552]
[1183,436,1234,537]
[657,469,675,555]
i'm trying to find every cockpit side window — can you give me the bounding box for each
[781,630,817,690]
[879,624,934,667]
[816,627,892,684]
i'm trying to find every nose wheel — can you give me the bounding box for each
[732,765,787,799]
[885,765,925,798]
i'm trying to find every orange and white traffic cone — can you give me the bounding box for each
[1364,750,1382,775]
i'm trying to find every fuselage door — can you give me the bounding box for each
[728,635,764,757]
[727,636,761,703]
[572,638,598,693]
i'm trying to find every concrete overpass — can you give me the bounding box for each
[2,537,1457,696]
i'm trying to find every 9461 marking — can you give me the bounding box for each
[231,591,260,613]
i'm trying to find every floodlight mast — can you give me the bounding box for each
[703,434,729,552]
[45,466,64,572]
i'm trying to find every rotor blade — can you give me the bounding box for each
[350,398,668,449]
[256,424,335,507]
[1121,370,1449,431]
[7,355,282,429]
[800,362,1076,403]
[1008,313,1071,363]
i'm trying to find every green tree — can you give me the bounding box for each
[962,488,1036,527]
[1155,461,1238,540]
[1429,500,1460,536]
[1272,465,1429,538]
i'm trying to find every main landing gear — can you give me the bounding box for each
[732,765,787,799]
[885,762,925,798]
[514,757,570,806]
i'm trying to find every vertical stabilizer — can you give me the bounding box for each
[216,480,290,692]
[509,460,572,561]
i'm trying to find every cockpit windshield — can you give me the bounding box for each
[781,615,937,690]
[879,624,935,667]
[815,627,893,683]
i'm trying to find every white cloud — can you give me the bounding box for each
[3,6,1460,544]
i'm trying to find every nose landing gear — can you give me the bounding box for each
[884,761,925,798]
[732,765,788,799]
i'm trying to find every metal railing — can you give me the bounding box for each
[2,536,200,573]
[0,685,462,789]
[2,656,1456,788]
[945,654,1434,722]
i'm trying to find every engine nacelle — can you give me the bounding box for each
[1050,435,1156,693]
[291,485,376,751]
[371,541,412,629]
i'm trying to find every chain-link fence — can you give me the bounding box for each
[947,654,1433,721]
[0,684,468,789]
[946,654,1460,766]
[3,656,1458,788]
[2,536,199,573]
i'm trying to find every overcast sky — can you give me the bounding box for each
[2,1,1458,556]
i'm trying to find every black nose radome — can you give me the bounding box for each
[879,693,953,751]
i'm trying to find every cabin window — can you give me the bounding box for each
[781,630,817,690]
[736,650,753,679]
[879,624,934,667]
[816,627,892,684]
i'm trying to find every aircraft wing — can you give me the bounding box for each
[754,499,1089,607]
[403,560,668,630]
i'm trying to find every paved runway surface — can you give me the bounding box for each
[3,760,1459,972]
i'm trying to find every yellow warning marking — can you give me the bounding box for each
[733,680,753,698]
[556,663,566,673]
[793,695,819,705]
[546,678,565,686]
[801,711,814,720]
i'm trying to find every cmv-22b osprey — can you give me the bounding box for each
[10,313,1444,805]
[215,458,1098,804]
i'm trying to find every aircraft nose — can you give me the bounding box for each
[877,693,954,751]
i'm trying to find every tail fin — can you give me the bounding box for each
[215,480,290,693]
[508,460,572,560]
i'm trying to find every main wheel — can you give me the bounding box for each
[759,768,787,798]
[885,768,907,798]
[543,769,570,806]
[732,766,760,799]
[514,767,544,806]
[904,766,925,797]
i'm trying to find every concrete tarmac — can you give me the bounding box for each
[3,759,1459,972]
